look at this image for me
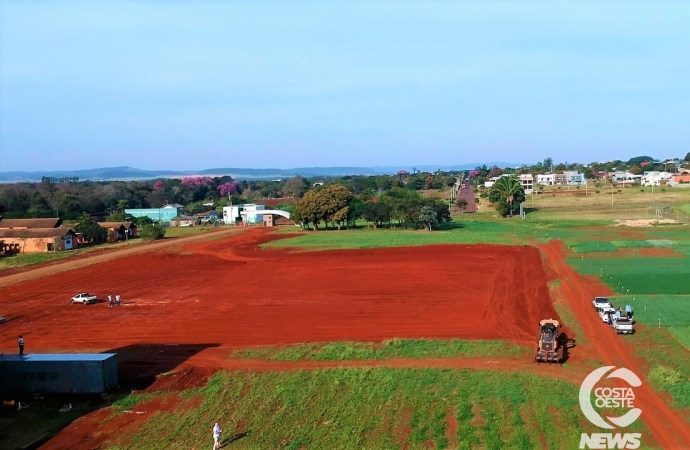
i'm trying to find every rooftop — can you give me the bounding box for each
[0,218,62,229]
[0,227,74,238]
[98,222,135,229]
[0,353,116,362]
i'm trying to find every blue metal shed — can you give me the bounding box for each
[0,353,118,394]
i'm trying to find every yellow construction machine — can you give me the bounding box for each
[534,319,564,364]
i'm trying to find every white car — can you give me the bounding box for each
[71,293,97,305]
[592,297,612,311]
[599,307,616,324]
[612,317,635,334]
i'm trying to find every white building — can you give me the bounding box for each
[484,176,500,188]
[565,172,586,186]
[537,174,554,186]
[641,171,673,187]
[611,172,642,185]
[519,174,534,194]
[222,204,265,224]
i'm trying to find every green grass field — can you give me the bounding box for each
[263,216,617,251]
[164,226,217,238]
[611,295,690,348]
[0,252,76,270]
[231,339,530,362]
[102,368,636,450]
[631,327,690,409]
[568,258,690,295]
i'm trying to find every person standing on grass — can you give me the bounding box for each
[625,304,632,319]
[18,335,24,356]
[212,422,223,449]
[115,294,121,307]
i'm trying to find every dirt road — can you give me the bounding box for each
[541,240,690,448]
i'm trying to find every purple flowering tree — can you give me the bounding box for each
[218,182,239,197]
[181,177,213,188]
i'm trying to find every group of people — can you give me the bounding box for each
[107,294,122,308]
[609,304,634,322]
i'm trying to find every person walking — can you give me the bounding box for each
[212,422,223,450]
[18,335,24,356]
[108,295,113,308]
[115,294,121,307]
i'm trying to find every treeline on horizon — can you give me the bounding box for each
[1,154,688,222]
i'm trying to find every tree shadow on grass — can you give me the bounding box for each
[435,221,467,231]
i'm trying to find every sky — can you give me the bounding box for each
[1,2,689,171]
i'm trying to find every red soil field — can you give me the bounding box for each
[0,228,556,355]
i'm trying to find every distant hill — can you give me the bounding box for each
[0,163,523,182]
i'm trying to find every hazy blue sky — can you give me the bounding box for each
[2,2,689,171]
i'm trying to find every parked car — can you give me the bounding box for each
[592,296,612,311]
[71,293,97,305]
[0,317,5,324]
[180,222,192,227]
[612,317,635,334]
[599,307,616,324]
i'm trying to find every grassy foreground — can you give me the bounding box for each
[231,339,530,361]
[103,368,631,450]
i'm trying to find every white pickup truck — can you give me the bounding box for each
[598,306,616,324]
[612,317,635,334]
[71,293,98,305]
[592,297,613,311]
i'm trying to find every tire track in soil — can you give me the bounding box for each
[176,351,585,384]
[540,240,690,449]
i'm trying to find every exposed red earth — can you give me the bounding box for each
[0,228,557,354]
[1,228,685,448]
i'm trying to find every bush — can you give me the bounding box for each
[140,224,166,241]
[649,366,683,386]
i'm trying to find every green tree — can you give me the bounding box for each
[117,199,129,212]
[418,205,438,231]
[456,198,468,211]
[133,216,154,227]
[488,175,525,217]
[320,184,353,228]
[361,202,392,228]
[629,166,642,175]
[140,223,166,241]
[347,198,365,227]
[294,190,324,230]
[543,157,553,172]
[75,215,108,242]
[684,152,690,162]
[106,212,135,222]
[331,206,350,230]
